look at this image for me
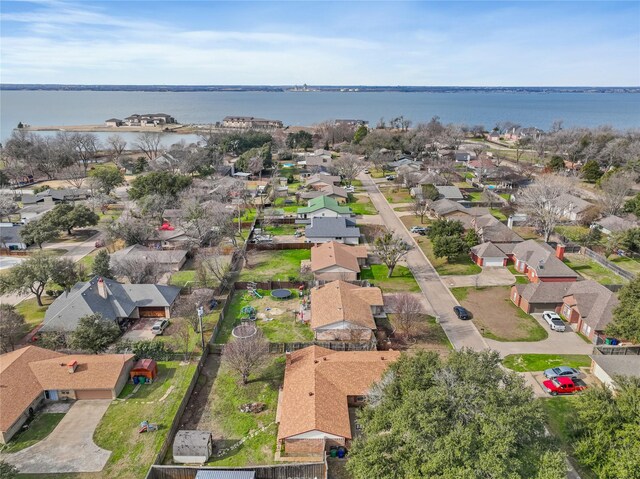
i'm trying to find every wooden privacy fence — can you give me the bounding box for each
[594,345,640,356]
[234,280,307,291]
[580,247,636,282]
[146,462,326,479]
[268,340,377,354]
[247,242,313,251]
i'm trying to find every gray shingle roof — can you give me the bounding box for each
[471,242,507,259]
[40,276,180,332]
[306,217,360,239]
[512,240,577,278]
[564,281,619,331]
[595,215,637,233]
[110,245,188,266]
[431,199,466,216]
[0,225,24,245]
[553,194,593,215]
[590,355,640,379]
[435,185,464,200]
[195,471,256,479]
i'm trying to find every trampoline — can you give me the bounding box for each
[232,323,258,339]
[271,289,292,299]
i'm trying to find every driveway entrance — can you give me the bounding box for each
[3,400,111,473]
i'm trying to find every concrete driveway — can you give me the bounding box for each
[3,400,112,473]
[122,318,157,341]
[443,268,516,288]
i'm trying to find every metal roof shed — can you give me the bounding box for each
[173,430,214,464]
[195,471,256,479]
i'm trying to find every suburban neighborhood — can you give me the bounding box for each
[0,115,639,479]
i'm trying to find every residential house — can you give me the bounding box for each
[561,281,619,343]
[19,202,56,223]
[110,245,188,272]
[301,184,349,203]
[590,355,640,390]
[474,217,524,244]
[388,157,420,170]
[335,119,368,127]
[0,223,27,250]
[594,215,637,235]
[470,242,508,267]
[104,118,123,127]
[304,154,333,171]
[430,199,469,217]
[296,196,353,225]
[145,226,193,249]
[305,174,340,190]
[124,113,177,126]
[454,152,473,163]
[305,217,360,245]
[487,131,501,141]
[310,241,368,281]
[511,281,573,314]
[510,240,578,282]
[39,276,180,333]
[0,346,134,443]
[277,346,399,456]
[435,185,464,201]
[309,280,383,341]
[221,116,283,129]
[553,194,596,222]
[21,188,90,205]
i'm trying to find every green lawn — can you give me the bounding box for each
[93,361,197,479]
[216,290,314,344]
[499,193,511,201]
[383,187,413,204]
[168,269,197,287]
[348,197,377,215]
[415,237,482,276]
[540,397,596,479]
[555,225,591,242]
[450,287,469,302]
[489,208,508,221]
[77,248,100,272]
[466,191,483,201]
[1,413,65,453]
[563,253,628,285]
[360,264,421,292]
[502,354,592,372]
[514,275,529,284]
[205,356,284,466]
[610,255,640,275]
[262,224,300,236]
[238,249,311,282]
[15,296,54,330]
[98,208,123,224]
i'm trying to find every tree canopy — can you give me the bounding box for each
[606,275,640,342]
[347,350,565,479]
[0,253,65,306]
[428,218,465,239]
[19,217,59,248]
[128,171,192,200]
[581,160,603,182]
[70,314,121,353]
[286,130,313,150]
[89,165,125,194]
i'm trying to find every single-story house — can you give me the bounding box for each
[19,202,55,223]
[296,195,353,225]
[552,194,596,222]
[0,346,134,443]
[304,154,333,169]
[277,346,400,455]
[590,355,640,390]
[21,189,89,205]
[470,242,508,267]
[173,430,214,464]
[560,281,619,343]
[388,157,420,170]
[455,152,472,163]
[310,241,368,281]
[39,276,181,333]
[430,199,468,217]
[0,223,27,250]
[301,184,349,203]
[511,240,578,283]
[511,282,573,314]
[145,227,193,249]
[435,185,464,201]
[305,217,360,245]
[310,280,383,341]
[594,215,637,235]
[110,245,188,272]
[305,174,340,189]
[476,220,524,244]
[487,131,501,141]
[104,118,123,127]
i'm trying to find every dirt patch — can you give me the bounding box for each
[460,287,546,341]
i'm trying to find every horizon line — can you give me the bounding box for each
[1,84,638,89]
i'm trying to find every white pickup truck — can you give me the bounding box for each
[542,311,566,332]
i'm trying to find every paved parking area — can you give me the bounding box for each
[121,318,157,341]
[444,268,516,288]
[3,400,111,473]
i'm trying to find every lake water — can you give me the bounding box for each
[1,90,639,144]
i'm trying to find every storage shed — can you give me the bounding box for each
[129,359,158,384]
[195,471,256,479]
[173,430,214,464]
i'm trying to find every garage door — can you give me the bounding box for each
[528,303,561,314]
[139,307,166,318]
[592,364,613,389]
[484,258,504,267]
[75,389,113,400]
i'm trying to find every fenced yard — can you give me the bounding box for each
[237,249,311,282]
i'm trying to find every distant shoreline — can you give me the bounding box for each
[2,84,638,94]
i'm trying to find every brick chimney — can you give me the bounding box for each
[67,360,78,373]
[556,244,566,261]
[285,351,291,366]
[97,278,108,299]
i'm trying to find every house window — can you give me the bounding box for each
[563,304,571,317]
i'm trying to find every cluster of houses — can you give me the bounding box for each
[104,113,177,127]
[221,116,283,129]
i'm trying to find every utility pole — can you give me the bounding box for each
[197,305,205,352]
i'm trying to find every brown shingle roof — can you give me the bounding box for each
[310,242,366,273]
[512,240,578,278]
[277,346,400,440]
[563,281,619,331]
[0,346,63,432]
[310,281,382,330]
[515,282,572,303]
[471,242,507,259]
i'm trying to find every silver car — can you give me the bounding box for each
[543,366,580,380]
[151,319,169,335]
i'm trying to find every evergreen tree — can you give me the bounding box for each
[92,249,112,278]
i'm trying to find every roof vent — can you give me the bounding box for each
[314,360,319,364]
[308,392,314,396]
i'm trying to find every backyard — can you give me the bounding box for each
[215,289,314,344]
[502,354,591,372]
[563,253,628,285]
[238,249,311,282]
[415,237,481,276]
[360,264,421,292]
[378,314,451,353]
[609,254,640,275]
[451,286,548,342]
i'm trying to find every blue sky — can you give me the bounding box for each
[1,1,638,86]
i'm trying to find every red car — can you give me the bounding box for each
[542,376,587,396]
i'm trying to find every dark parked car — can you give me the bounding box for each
[453,306,471,320]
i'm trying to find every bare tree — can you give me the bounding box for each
[134,132,164,162]
[196,249,233,290]
[111,255,162,284]
[514,138,532,164]
[0,304,27,353]
[70,133,99,173]
[248,155,264,180]
[171,318,192,360]
[60,162,87,190]
[181,196,233,247]
[517,175,576,242]
[373,229,412,277]
[106,134,127,168]
[387,293,423,340]
[0,194,19,221]
[599,171,634,216]
[332,153,366,186]
[412,196,430,224]
[471,144,487,159]
[223,330,269,385]
[106,212,156,246]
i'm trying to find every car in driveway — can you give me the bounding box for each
[151,319,170,335]
[543,366,581,380]
[453,306,471,320]
[410,226,429,235]
[542,377,587,396]
[542,311,566,332]
[385,175,396,181]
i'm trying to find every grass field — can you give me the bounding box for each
[91,361,197,479]
[490,208,508,221]
[168,269,196,287]
[415,237,482,276]
[382,187,413,204]
[15,296,54,330]
[360,264,421,292]
[563,253,628,285]
[348,196,377,215]
[238,249,311,282]
[610,255,640,275]
[502,354,591,372]
[2,413,65,453]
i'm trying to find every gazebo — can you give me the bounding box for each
[130,358,158,384]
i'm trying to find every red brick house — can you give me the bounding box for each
[560,281,619,343]
[510,240,578,283]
